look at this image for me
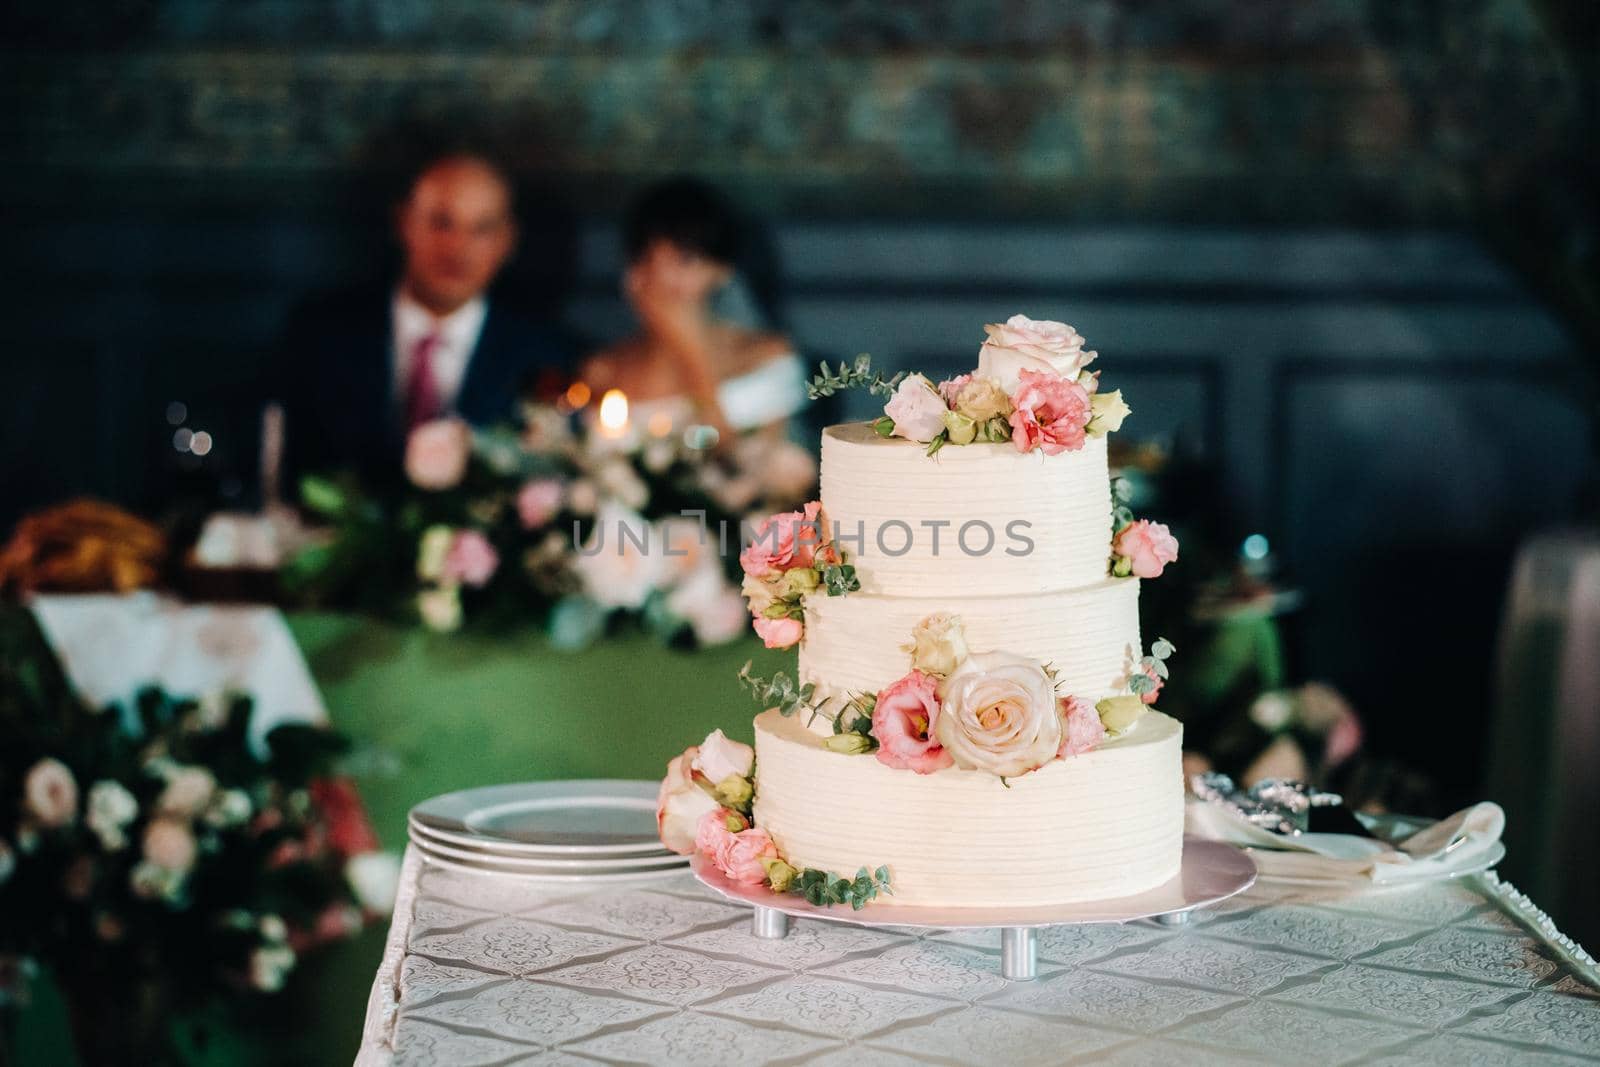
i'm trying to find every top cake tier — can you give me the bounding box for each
[820,422,1114,596]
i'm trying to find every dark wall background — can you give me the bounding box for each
[2,0,1597,803]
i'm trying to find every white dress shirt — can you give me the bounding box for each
[391,289,488,416]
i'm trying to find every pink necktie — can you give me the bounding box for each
[405,332,443,430]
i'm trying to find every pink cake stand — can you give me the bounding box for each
[692,836,1257,980]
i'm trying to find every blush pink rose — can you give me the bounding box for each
[143,817,198,873]
[883,374,948,444]
[1008,370,1092,455]
[1057,696,1107,758]
[694,807,746,858]
[716,826,780,886]
[752,615,803,649]
[739,501,827,578]
[696,809,776,886]
[404,418,472,490]
[1114,520,1179,579]
[516,478,564,529]
[871,670,953,774]
[442,530,499,588]
[937,373,972,408]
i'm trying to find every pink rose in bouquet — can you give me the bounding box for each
[1057,696,1107,758]
[442,530,499,588]
[516,478,564,529]
[872,670,954,774]
[752,615,803,650]
[143,817,198,873]
[1113,520,1179,579]
[404,418,472,490]
[1008,370,1092,455]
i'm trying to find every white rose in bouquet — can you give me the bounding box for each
[936,651,1063,777]
[573,503,665,610]
[904,612,970,677]
[404,418,472,491]
[692,728,755,783]
[977,314,1096,392]
[667,559,749,646]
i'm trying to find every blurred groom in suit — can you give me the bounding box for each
[278,149,572,482]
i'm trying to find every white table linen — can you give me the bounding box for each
[358,845,1600,1065]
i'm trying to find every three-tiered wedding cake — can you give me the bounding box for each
[659,315,1185,909]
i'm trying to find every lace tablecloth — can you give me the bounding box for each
[358,847,1600,1066]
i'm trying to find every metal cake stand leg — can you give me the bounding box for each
[751,906,790,939]
[1155,909,1192,927]
[1000,927,1037,981]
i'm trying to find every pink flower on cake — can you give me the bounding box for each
[1113,520,1179,579]
[872,670,954,774]
[441,530,499,588]
[695,808,777,885]
[977,314,1097,392]
[1057,696,1107,758]
[404,418,472,490]
[657,747,720,854]
[715,826,780,886]
[883,374,948,443]
[936,651,1063,777]
[516,478,564,529]
[752,615,803,649]
[692,729,755,783]
[739,501,827,578]
[1008,370,1092,456]
[937,373,971,408]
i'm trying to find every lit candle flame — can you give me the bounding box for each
[598,389,629,435]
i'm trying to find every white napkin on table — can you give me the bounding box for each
[1186,799,1505,884]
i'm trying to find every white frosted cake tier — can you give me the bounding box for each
[820,423,1114,596]
[753,709,1185,907]
[797,577,1142,734]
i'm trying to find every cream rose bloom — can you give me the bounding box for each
[883,374,948,443]
[157,766,216,818]
[404,418,472,491]
[951,376,1011,422]
[24,758,78,828]
[977,315,1097,392]
[936,651,1063,777]
[692,729,755,783]
[656,748,722,854]
[904,613,970,677]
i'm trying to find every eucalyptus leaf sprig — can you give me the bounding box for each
[1110,477,1135,534]
[807,354,906,401]
[737,662,816,718]
[788,865,893,910]
[817,561,860,597]
[1128,637,1176,697]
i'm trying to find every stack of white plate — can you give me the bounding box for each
[408,779,687,881]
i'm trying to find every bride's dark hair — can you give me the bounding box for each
[623,177,742,266]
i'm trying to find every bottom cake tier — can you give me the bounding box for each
[752,708,1185,907]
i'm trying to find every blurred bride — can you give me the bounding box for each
[581,178,808,448]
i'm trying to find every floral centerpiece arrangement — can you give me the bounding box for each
[0,613,394,1062]
[286,400,818,648]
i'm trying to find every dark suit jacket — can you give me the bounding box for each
[277,287,574,485]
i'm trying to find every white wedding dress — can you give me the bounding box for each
[620,352,809,435]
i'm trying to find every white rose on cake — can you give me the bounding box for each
[904,613,970,677]
[936,651,1063,777]
[883,374,948,443]
[977,314,1097,392]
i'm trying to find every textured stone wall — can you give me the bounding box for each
[1,0,1585,221]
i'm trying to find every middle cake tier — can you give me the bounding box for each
[797,577,1142,732]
